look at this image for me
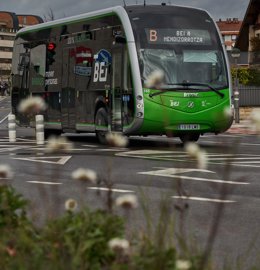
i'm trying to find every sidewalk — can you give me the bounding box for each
[0,96,7,101]
[226,120,257,135]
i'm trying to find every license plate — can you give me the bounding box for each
[179,124,200,130]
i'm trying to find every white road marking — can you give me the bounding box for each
[12,156,72,165]
[32,147,90,151]
[96,148,128,152]
[0,113,9,124]
[15,138,36,142]
[118,150,260,168]
[240,143,260,146]
[172,196,236,203]
[208,157,260,161]
[232,161,260,164]
[0,143,37,146]
[0,146,30,153]
[82,144,99,148]
[139,168,249,185]
[87,187,134,193]
[27,181,62,185]
[216,162,260,168]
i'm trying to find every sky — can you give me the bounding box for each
[0,0,250,22]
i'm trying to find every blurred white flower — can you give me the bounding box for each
[196,151,208,170]
[115,194,138,209]
[249,108,260,133]
[0,164,13,179]
[46,136,73,153]
[224,106,233,118]
[185,142,208,169]
[106,132,128,147]
[176,259,191,270]
[72,168,97,184]
[108,238,130,254]
[65,199,78,212]
[185,142,200,158]
[18,96,47,115]
[145,70,164,88]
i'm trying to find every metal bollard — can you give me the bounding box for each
[234,90,240,123]
[35,115,44,145]
[8,114,16,142]
[233,75,240,124]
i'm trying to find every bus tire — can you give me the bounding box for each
[95,107,108,144]
[180,133,200,144]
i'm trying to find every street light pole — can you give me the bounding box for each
[231,48,241,124]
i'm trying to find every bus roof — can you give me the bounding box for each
[16,4,210,36]
[16,6,127,36]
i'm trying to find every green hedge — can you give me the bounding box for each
[231,67,260,86]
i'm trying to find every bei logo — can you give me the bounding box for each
[93,49,112,83]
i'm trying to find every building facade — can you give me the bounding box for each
[0,11,43,82]
[236,0,260,66]
[216,18,242,51]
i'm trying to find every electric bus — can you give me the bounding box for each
[11,4,233,143]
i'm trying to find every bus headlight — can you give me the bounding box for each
[136,95,143,101]
[137,103,143,109]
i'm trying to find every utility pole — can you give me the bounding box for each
[231,48,241,123]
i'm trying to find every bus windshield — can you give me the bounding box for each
[139,48,227,89]
[128,7,228,90]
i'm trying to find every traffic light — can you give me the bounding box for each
[47,42,56,65]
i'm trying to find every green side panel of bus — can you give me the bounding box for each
[139,88,232,135]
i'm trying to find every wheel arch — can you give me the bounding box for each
[94,96,108,117]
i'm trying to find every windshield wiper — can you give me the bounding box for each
[149,87,180,98]
[149,82,224,98]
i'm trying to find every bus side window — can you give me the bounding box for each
[123,50,133,93]
[30,44,46,77]
[18,53,30,72]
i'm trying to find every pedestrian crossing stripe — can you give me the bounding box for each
[117,150,260,168]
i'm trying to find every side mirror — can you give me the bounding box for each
[115,35,126,44]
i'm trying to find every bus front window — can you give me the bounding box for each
[139,48,227,90]
[128,8,229,91]
[140,49,177,86]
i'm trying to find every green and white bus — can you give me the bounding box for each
[11,4,232,143]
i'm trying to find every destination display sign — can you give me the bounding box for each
[145,28,211,45]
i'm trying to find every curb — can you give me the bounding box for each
[226,121,258,135]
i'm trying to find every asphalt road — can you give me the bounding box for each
[1,96,260,268]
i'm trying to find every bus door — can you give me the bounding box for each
[61,48,76,131]
[16,48,30,124]
[111,41,126,132]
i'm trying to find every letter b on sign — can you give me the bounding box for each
[150,30,157,42]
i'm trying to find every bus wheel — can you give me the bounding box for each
[95,107,108,144]
[179,133,200,144]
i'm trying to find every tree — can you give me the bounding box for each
[43,7,55,22]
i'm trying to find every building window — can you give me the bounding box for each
[226,45,232,51]
[0,35,15,41]
[0,59,12,64]
[231,35,237,41]
[224,35,231,42]
[0,47,13,52]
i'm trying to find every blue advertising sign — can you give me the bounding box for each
[94,49,112,65]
